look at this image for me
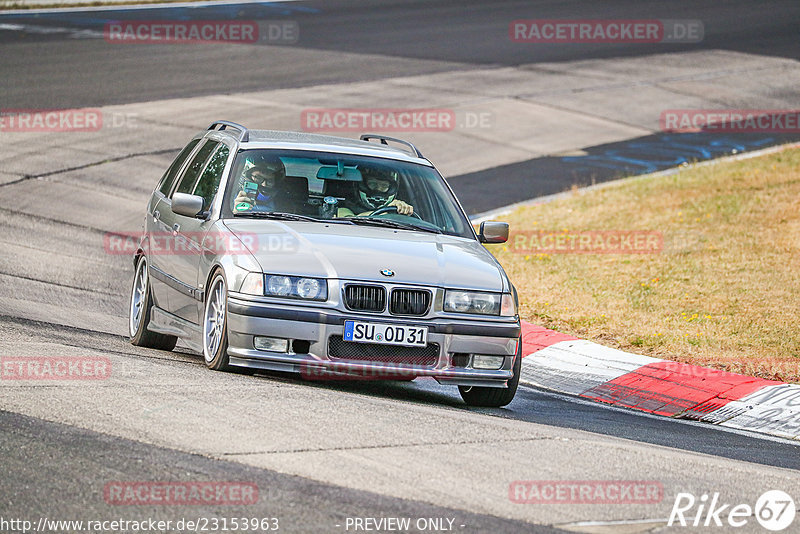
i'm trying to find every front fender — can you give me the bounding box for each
[197,222,262,301]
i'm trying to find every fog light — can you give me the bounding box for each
[472,355,505,370]
[254,336,289,353]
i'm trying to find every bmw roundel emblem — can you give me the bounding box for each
[380,269,395,277]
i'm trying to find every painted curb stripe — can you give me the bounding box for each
[519,321,797,440]
[521,323,578,355]
[707,384,800,440]
[581,361,778,417]
[520,338,662,396]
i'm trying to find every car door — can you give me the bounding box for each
[171,141,232,324]
[151,139,221,322]
[147,138,201,311]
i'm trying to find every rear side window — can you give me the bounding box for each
[173,140,219,197]
[157,139,200,196]
[193,144,230,211]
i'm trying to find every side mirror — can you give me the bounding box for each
[478,221,509,244]
[172,193,204,218]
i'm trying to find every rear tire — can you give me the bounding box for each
[203,270,232,371]
[129,255,178,351]
[459,337,521,407]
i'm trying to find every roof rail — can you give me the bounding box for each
[360,134,423,158]
[208,121,249,142]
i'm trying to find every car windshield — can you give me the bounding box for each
[221,149,474,238]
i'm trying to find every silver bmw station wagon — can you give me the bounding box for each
[129,121,522,406]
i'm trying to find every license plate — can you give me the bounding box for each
[343,321,428,347]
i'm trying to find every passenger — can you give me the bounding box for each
[234,157,290,212]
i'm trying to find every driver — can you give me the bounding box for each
[337,165,414,217]
[233,156,288,212]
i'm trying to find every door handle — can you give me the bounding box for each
[172,223,180,236]
[153,210,160,222]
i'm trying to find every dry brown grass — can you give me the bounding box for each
[486,147,800,382]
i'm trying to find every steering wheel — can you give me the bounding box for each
[369,205,423,220]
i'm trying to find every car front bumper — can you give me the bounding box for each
[225,294,521,387]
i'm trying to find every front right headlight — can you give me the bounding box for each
[265,274,328,301]
[239,273,328,301]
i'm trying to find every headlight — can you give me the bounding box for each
[296,277,323,299]
[444,290,501,315]
[267,275,292,296]
[264,274,327,301]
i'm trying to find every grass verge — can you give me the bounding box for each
[486,146,800,383]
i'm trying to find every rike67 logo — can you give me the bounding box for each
[669,490,796,531]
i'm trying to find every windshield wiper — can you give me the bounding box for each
[232,212,441,233]
[341,217,442,234]
[232,211,322,222]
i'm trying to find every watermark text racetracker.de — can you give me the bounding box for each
[104,481,258,506]
[301,361,449,381]
[661,109,800,133]
[103,231,298,256]
[510,19,703,43]
[508,230,663,255]
[0,109,137,132]
[1,356,111,381]
[300,108,494,133]
[509,480,663,504]
[103,20,298,44]
[0,516,280,533]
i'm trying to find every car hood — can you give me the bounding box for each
[222,219,506,291]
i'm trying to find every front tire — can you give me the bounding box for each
[129,255,178,351]
[203,270,231,371]
[459,337,522,408]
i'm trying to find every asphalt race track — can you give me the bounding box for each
[1,1,799,532]
[1,0,799,108]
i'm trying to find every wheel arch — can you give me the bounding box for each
[133,234,149,267]
[203,263,227,302]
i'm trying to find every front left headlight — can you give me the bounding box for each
[444,290,499,315]
[443,290,517,317]
[240,272,327,301]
